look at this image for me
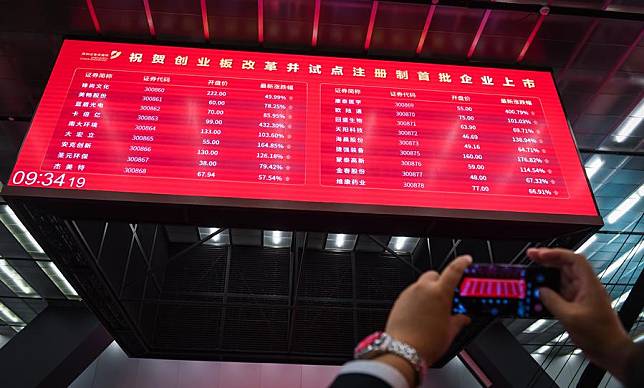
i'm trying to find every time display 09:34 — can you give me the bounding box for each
[11,171,86,188]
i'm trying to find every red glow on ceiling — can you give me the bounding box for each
[416,4,437,55]
[142,0,156,37]
[517,14,546,63]
[364,1,379,51]
[85,0,101,34]
[312,0,321,47]
[467,9,491,60]
[200,0,210,41]
[258,0,264,44]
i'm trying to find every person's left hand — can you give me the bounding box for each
[384,255,473,366]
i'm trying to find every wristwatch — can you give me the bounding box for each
[354,331,427,384]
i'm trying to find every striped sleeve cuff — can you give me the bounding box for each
[338,360,410,388]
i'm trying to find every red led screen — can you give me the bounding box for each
[459,278,526,299]
[8,40,598,218]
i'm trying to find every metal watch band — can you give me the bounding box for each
[386,334,423,372]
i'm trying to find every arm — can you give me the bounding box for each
[528,248,641,386]
[329,255,472,387]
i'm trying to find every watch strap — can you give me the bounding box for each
[354,332,426,385]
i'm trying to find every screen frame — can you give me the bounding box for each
[2,37,603,237]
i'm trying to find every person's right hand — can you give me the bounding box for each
[527,248,636,381]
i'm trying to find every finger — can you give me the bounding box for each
[439,255,472,291]
[418,270,440,285]
[539,287,572,318]
[527,248,580,268]
[447,315,471,339]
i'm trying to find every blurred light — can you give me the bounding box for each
[37,261,80,300]
[613,99,644,143]
[533,345,552,354]
[325,234,358,251]
[611,290,631,309]
[263,231,292,248]
[635,332,644,343]
[272,231,281,245]
[532,332,569,355]
[523,319,555,334]
[387,237,420,253]
[599,240,644,280]
[198,227,230,246]
[554,332,569,343]
[0,259,39,297]
[584,156,604,179]
[335,233,346,248]
[572,348,583,355]
[0,301,24,332]
[0,205,47,258]
[606,183,644,224]
[575,235,597,254]
[394,237,406,251]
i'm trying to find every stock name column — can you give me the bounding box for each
[321,86,367,187]
[42,71,110,176]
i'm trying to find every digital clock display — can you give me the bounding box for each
[7,40,598,219]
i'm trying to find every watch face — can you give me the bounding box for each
[355,331,382,353]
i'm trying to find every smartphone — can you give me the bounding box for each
[452,264,560,318]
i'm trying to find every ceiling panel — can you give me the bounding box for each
[0,0,94,35]
[482,10,536,38]
[207,0,258,44]
[535,14,593,42]
[471,35,526,63]
[0,79,34,117]
[420,6,485,59]
[317,0,372,52]
[523,39,577,68]
[588,19,642,45]
[375,1,427,29]
[150,0,201,14]
[622,46,644,72]
[368,1,426,56]
[574,43,636,72]
[148,0,204,42]
[93,0,150,37]
[370,28,422,56]
[264,0,315,47]
[573,114,620,135]
[150,12,204,42]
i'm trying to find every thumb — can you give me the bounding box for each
[539,287,570,319]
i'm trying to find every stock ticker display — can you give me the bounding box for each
[9,40,598,217]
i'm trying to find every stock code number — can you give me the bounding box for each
[11,171,86,188]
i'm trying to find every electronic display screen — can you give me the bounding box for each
[459,277,526,299]
[8,40,598,220]
[453,264,559,318]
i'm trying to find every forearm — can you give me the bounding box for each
[610,341,644,388]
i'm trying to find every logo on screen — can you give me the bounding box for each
[110,50,122,60]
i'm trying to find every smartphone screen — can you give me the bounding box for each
[452,264,560,318]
